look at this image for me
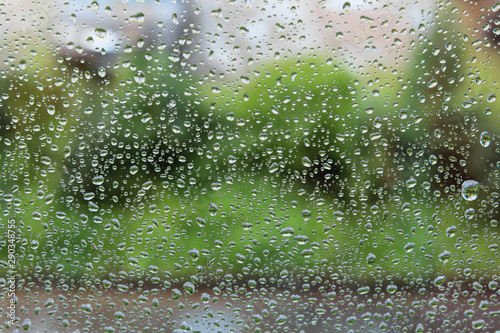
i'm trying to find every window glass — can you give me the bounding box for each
[1,0,499,332]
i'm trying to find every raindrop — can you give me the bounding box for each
[92,175,105,185]
[461,180,480,201]
[269,162,279,173]
[276,315,288,325]
[130,12,145,23]
[465,208,475,220]
[188,248,200,261]
[22,319,31,330]
[433,275,446,287]
[480,131,491,147]
[129,165,139,175]
[357,286,370,295]
[301,209,312,221]
[438,250,451,263]
[183,282,195,295]
[172,13,179,25]
[94,27,107,38]
[427,78,438,88]
[386,284,398,294]
[47,105,55,115]
[44,298,54,308]
[211,182,222,191]
[98,67,106,78]
[294,234,309,245]
[134,70,146,84]
[403,242,415,253]
[81,304,93,313]
[446,225,457,237]
[406,177,417,188]
[366,253,376,265]
[208,203,218,216]
[258,132,268,141]
[333,211,344,222]
[280,226,294,237]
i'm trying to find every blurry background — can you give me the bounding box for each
[1,0,499,332]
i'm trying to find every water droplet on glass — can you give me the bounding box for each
[47,105,55,115]
[30,240,39,249]
[461,180,480,201]
[301,209,311,221]
[211,182,222,191]
[172,13,179,25]
[357,286,370,295]
[94,27,107,38]
[134,70,146,84]
[22,319,31,331]
[406,177,417,188]
[81,303,93,313]
[258,132,268,141]
[429,154,438,165]
[480,131,491,147]
[98,66,106,78]
[404,242,415,253]
[465,207,475,220]
[92,175,104,185]
[446,225,457,237]
[333,210,344,221]
[294,234,308,245]
[433,275,446,287]
[427,78,438,88]
[387,284,398,294]
[366,253,376,265]
[269,162,279,173]
[276,315,287,325]
[302,156,312,167]
[129,165,139,175]
[208,203,218,216]
[438,250,451,263]
[188,248,199,261]
[130,12,145,23]
[196,217,207,227]
[280,226,294,237]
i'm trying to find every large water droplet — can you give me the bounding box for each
[480,131,491,147]
[438,250,451,263]
[269,162,279,173]
[208,203,218,216]
[461,180,479,201]
[280,226,294,237]
[94,27,107,38]
[92,175,105,185]
[134,70,146,84]
[47,105,55,115]
[130,12,145,23]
